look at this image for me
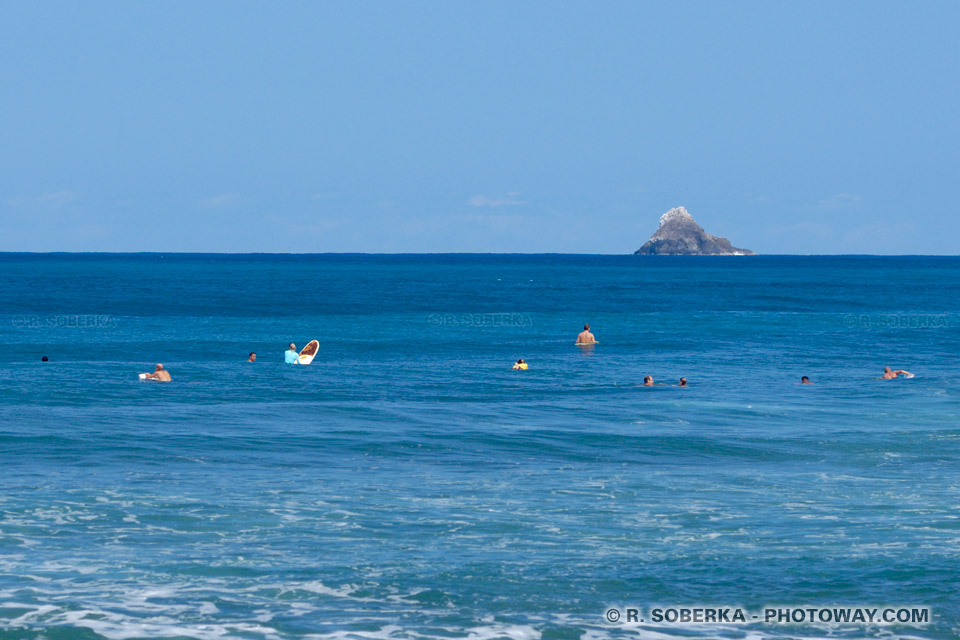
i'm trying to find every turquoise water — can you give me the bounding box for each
[1,254,958,640]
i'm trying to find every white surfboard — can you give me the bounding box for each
[298,339,319,365]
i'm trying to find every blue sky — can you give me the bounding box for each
[1,1,957,253]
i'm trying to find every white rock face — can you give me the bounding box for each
[658,206,695,229]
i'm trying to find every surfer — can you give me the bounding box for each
[284,343,298,364]
[800,376,813,384]
[513,359,528,370]
[144,363,172,382]
[576,324,596,345]
[882,366,913,379]
[248,352,257,362]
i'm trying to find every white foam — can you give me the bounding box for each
[286,581,379,603]
[2,603,59,624]
[198,601,219,615]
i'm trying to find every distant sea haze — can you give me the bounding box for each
[1,253,957,640]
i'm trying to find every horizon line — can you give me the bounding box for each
[1,251,959,257]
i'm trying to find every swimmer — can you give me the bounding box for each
[513,359,528,370]
[800,376,813,384]
[248,352,257,362]
[143,363,172,382]
[643,375,653,387]
[576,324,597,345]
[41,356,49,362]
[678,377,687,387]
[284,343,298,364]
[882,366,913,379]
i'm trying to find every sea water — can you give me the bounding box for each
[0,254,958,640]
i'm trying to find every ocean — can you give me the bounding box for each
[1,254,958,640]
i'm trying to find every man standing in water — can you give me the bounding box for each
[882,366,913,379]
[144,364,172,381]
[576,324,596,345]
[284,343,299,364]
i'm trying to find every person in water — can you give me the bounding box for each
[248,352,257,362]
[41,356,49,362]
[513,359,528,370]
[801,376,813,384]
[882,366,913,379]
[643,376,654,386]
[144,363,172,382]
[284,343,298,364]
[576,324,596,345]
[678,377,687,387]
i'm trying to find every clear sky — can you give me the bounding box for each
[1,1,957,254]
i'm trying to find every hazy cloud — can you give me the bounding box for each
[37,191,78,206]
[764,222,835,242]
[817,193,862,211]
[5,190,78,208]
[468,192,523,207]
[842,222,916,247]
[461,213,529,233]
[197,193,243,209]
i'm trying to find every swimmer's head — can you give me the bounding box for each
[643,376,653,385]
[41,356,48,362]
[679,377,687,386]
[249,352,256,361]
[884,366,892,373]
[155,363,164,371]
[801,376,809,383]
[289,343,296,350]
[517,359,525,364]
[584,324,590,331]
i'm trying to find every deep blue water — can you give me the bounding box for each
[1,254,958,640]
